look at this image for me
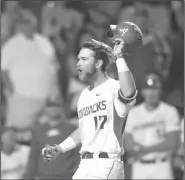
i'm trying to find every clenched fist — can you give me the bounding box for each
[41,144,60,162]
[113,38,127,59]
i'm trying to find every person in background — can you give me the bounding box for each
[1,127,30,179]
[164,1,184,110]
[123,73,181,179]
[23,103,80,179]
[1,9,60,130]
[1,1,21,44]
[41,1,84,39]
[181,118,184,179]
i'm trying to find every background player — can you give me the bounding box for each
[123,73,181,179]
[42,36,137,179]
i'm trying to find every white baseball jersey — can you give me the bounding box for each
[77,78,136,155]
[125,102,180,160]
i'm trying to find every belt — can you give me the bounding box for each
[140,158,167,164]
[82,152,109,159]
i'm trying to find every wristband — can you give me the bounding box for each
[58,137,77,153]
[116,58,129,73]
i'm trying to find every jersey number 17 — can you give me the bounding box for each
[94,115,107,130]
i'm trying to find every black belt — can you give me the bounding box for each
[82,152,109,159]
[140,158,167,164]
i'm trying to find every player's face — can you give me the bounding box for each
[142,88,161,106]
[15,21,37,36]
[77,48,97,82]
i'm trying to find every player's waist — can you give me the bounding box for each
[138,157,170,164]
[81,152,124,161]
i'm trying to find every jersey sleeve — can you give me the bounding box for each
[165,107,180,132]
[113,80,137,117]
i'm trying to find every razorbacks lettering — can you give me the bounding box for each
[78,100,106,119]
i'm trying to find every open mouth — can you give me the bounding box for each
[77,68,83,75]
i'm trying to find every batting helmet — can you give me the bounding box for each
[106,22,143,54]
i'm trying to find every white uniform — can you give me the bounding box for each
[125,102,180,179]
[73,78,136,179]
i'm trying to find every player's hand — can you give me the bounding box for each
[113,38,128,59]
[41,144,60,162]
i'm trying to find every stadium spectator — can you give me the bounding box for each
[41,1,84,38]
[1,127,30,179]
[164,1,184,109]
[23,104,80,179]
[1,10,60,130]
[1,1,21,44]
[86,1,121,27]
[123,73,181,179]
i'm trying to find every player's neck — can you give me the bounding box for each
[145,102,160,112]
[2,146,16,155]
[89,71,108,90]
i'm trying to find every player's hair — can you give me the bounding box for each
[82,39,113,72]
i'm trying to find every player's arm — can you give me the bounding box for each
[1,70,14,94]
[1,44,14,95]
[124,131,180,160]
[139,131,180,154]
[56,127,81,153]
[42,128,81,161]
[114,39,137,103]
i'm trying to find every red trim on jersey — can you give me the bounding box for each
[118,89,138,104]
[113,105,124,147]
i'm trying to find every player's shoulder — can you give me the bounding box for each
[80,86,89,95]
[34,33,55,49]
[34,33,51,44]
[2,34,23,51]
[77,86,89,101]
[160,101,178,114]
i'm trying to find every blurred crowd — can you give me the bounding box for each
[1,0,184,179]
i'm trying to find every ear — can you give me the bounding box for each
[95,59,103,69]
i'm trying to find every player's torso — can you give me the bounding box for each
[131,102,171,159]
[77,79,122,155]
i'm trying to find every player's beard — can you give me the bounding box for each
[79,67,96,83]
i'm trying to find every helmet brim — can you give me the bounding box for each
[106,25,117,38]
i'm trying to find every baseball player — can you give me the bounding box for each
[42,22,141,179]
[123,73,181,179]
